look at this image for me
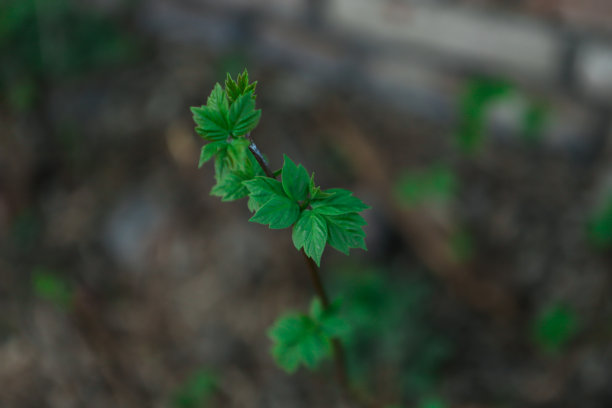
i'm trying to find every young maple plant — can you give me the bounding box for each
[191,70,369,385]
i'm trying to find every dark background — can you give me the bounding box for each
[2,0,612,407]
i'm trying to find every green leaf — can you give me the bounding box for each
[249,196,300,229]
[268,314,332,373]
[298,332,329,368]
[226,137,250,170]
[310,298,351,339]
[191,83,232,141]
[211,171,250,201]
[210,151,263,201]
[225,69,257,103]
[308,173,330,201]
[206,83,229,115]
[198,141,225,168]
[326,217,367,255]
[311,188,370,215]
[281,155,310,202]
[325,213,367,255]
[292,210,328,266]
[268,297,350,373]
[243,176,286,211]
[191,105,230,141]
[228,92,261,136]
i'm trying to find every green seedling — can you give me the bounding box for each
[191,70,369,393]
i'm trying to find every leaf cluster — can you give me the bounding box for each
[191,70,370,266]
[191,71,371,379]
[268,298,350,373]
[245,155,369,266]
[191,70,263,200]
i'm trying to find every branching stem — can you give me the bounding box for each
[248,138,350,394]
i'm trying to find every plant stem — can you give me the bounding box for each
[248,139,350,393]
[301,250,349,389]
[247,139,274,178]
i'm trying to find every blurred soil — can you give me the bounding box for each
[2,1,612,408]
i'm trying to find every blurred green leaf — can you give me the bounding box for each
[522,101,549,143]
[395,164,456,207]
[11,209,41,250]
[332,267,452,398]
[449,227,475,263]
[268,314,332,373]
[0,0,142,115]
[418,396,447,408]
[587,195,612,249]
[532,302,578,354]
[211,150,264,202]
[268,297,349,373]
[457,78,512,154]
[7,77,37,111]
[199,142,225,168]
[311,298,351,340]
[226,137,250,170]
[32,268,74,309]
[172,369,217,408]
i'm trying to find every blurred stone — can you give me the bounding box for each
[577,44,612,104]
[329,0,562,81]
[527,0,612,34]
[103,191,168,272]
